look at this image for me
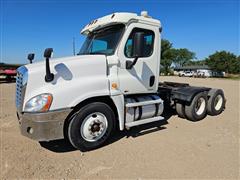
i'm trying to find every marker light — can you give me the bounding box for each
[24,94,53,112]
[112,83,118,89]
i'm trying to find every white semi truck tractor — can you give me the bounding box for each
[16,11,226,151]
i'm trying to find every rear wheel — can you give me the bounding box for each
[68,102,116,151]
[176,103,186,118]
[185,92,208,121]
[207,89,225,116]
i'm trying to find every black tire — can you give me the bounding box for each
[68,102,116,151]
[185,92,208,121]
[176,103,186,118]
[207,89,225,116]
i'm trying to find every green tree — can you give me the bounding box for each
[160,39,196,75]
[186,59,206,66]
[206,51,239,74]
[160,39,173,75]
[235,56,240,74]
[171,48,196,67]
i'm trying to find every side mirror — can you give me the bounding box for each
[44,48,54,82]
[132,32,144,58]
[44,48,53,58]
[126,32,145,69]
[27,53,35,64]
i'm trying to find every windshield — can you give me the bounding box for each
[79,24,125,56]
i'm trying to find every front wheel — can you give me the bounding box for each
[68,102,116,151]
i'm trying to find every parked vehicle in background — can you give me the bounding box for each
[193,71,205,78]
[0,69,17,82]
[0,63,22,82]
[178,71,193,77]
[212,71,225,77]
[174,66,225,78]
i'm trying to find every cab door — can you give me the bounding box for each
[117,23,160,95]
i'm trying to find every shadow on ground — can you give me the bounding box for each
[40,108,176,153]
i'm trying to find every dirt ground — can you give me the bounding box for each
[0,76,239,179]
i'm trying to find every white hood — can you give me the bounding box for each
[23,55,110,110]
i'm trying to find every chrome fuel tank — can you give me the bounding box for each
[125,95,164,123]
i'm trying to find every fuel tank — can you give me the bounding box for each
[125,95,164,123]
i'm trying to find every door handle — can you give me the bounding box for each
[149,76,155,87]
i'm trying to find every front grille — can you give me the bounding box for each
[16,73,23,108]
[15,66,28,111]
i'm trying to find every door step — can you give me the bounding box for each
[125,116,164,128]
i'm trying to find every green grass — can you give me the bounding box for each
[225,76,240,80]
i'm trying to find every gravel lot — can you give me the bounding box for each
[0,76,239,179]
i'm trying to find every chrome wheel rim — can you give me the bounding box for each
[195,97,206,115]
[80,112,108,142]
[214,95,223,111]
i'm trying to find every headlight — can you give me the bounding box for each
[24,94,53,112]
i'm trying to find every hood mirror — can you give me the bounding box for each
[27,53,35,64]
[44,48,53,58]
[44,48,54,82]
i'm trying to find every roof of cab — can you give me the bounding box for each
[81,12,161,35]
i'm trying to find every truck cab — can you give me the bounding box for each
[16,11,225,151]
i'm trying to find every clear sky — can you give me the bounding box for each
[0,0,239,64]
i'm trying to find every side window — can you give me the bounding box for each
[124,28,154,58]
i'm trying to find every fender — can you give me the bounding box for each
[67,95,123,131]
[172,86,211,103]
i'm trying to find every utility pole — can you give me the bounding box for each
[72,37,76,56]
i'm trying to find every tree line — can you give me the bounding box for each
[161,39,240,75]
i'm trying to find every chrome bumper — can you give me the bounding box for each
[16,109,72,141]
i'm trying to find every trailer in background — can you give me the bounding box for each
[0,63,22,82]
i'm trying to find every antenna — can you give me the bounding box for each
[73,37,76,56]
